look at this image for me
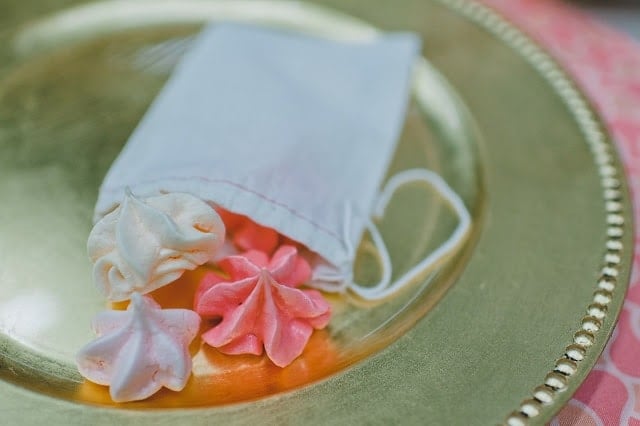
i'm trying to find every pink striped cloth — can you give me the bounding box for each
[480,0,640,424]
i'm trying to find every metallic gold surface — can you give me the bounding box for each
[0,0,631,425]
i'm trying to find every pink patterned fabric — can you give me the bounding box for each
[480,0,640,424]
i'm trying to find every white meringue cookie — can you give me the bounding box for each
[88,190,224,301]
[76,293,201,402]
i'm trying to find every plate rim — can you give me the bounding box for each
[436,0,634,423]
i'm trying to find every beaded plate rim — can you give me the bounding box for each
[436,0,633,424]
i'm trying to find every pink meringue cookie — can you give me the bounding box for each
[194,246,331,367]
[217,208,279,254]
[76,293,200,402]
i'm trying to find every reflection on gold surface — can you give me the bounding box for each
[0,291,59,346]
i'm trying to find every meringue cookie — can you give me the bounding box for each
[88,191,225,301]
[76,293,201,402]
[217,208,279,254]
[195,246,331,367]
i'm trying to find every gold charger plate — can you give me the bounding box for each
[0,0,632,425]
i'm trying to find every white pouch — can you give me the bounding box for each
[95,23,470,300]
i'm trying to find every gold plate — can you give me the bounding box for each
[0,1,632,425]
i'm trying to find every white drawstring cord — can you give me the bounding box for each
[346,218,394,298]
[345,168,472,301]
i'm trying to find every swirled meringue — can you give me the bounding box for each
[88,191,224,301]
[76,293,201,402]
[217,208,280,254]
[195,246,331,367]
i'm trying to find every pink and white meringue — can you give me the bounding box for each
[194,246,331,367]
[88,191,225,301]
[76,293,201,402]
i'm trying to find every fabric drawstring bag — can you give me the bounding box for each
[93,23,470,301]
